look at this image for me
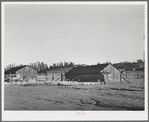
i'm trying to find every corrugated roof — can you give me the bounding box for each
[66,64,109,75]
[5,65,27,74]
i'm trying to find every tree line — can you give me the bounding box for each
[52,61,75,68]
[4,61,75,72]
[5,59,144,72]
[4,62,49,72]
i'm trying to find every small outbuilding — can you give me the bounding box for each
[5,65,37,80]
[46,66,73,80]
[65,64,120,82]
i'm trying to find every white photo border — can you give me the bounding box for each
[1,1,148,121]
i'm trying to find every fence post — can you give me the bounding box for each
[45,72,47,80]
[120,74,121,83]
[61,73,62,81]
[52,74,54,80]
[9,72,11,82]
[119,70,122,83]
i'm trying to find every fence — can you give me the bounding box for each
[121,71,144,79]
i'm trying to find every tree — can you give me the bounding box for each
[64,61,69,66]
[53,63,56,67]
[97,62,100,65]
[137,59,143,63]
[69,62,74,66]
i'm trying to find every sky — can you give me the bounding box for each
[4,3,145,67]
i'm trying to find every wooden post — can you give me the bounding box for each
[119,70,121,83]
[52,74,54,80]
[9,72,11,82]
[46,72,47,80]
[61,73,65,81]
[120,73,121,83]
[137,72,139,78]
[143,69,144,81]
[61,73,62,81]
[126,71,127,79]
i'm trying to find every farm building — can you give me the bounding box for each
[5,65,37,81]
[46,66,73,80]
[121,71,144,79]
[121,68,144,79]
[113,62,144,79]
[37,71,48,80]
[65,64,120,82]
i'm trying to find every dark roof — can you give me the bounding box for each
[47,67,73,74]
[66,64,109,75]
[5,65,27,74]
[37,71,47,74]
[135,67,144,71]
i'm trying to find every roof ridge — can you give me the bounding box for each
[66,64,110,75]
[5,65,27,74]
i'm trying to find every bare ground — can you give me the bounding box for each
[4,79,144,111]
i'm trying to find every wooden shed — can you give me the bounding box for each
[5,65,37,80]
[46,66,73,80]
[65,64,120,82]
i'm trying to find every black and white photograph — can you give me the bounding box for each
[1,1,148,121]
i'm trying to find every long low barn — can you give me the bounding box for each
[65,64,120,82]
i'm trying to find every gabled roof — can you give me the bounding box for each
[66,64,109,75]
[5,65,27,74]
[47,66,73,74]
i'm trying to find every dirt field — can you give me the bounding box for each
[4,79,144,110]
